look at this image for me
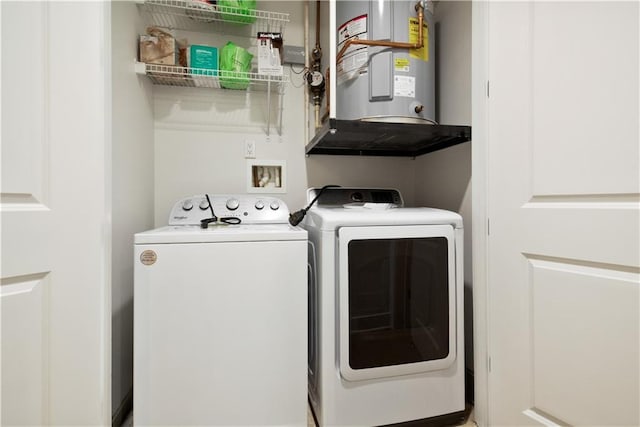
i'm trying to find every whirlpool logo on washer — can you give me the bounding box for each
[140,250,157,266]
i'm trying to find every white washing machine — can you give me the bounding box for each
[302,188,465,426]
[134,194,307,426]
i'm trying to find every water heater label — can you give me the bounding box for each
[338,14,367,45]
[394,75,416,98]
[395,58,410,72]
[337,14,368,83]
[409,18,429,61]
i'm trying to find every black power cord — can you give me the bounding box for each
[289,185,340,226]
[200,194,242,228]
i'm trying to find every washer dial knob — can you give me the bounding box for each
[226,198,240,211]
[182,200,194,211]
[270,201,280,211]
[199,199,210,210]
[255,200,265,210]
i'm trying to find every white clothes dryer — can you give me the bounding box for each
[134,194,307,426]
[302,188,465,427]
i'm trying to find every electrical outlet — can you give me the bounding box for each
[244,140,256,158]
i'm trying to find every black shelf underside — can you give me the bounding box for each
[305,119,471,157]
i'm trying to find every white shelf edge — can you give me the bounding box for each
[140,0,289,32]
[136,62,288,88]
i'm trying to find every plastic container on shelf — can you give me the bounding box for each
[219,41,253,90]
[217,0,257,24]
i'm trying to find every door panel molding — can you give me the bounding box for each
[530,2,639,197]
[521,408,565,427]
[0,1,50,207]
[527,194,640,204]
[1,272,50,295]
[523,253,640,275]
[527,257,639,425]
[0,273,51,425]
[520,207,639,267]
[0,194,50,211]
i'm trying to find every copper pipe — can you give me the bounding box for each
[336,2,425,64]
[322,67,330,123]
[315,0,321,49]
[304,0,310,141]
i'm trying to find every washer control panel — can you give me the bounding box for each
[168,195,290,225]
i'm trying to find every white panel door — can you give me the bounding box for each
[1,2,110,425]
[486,2,639,426]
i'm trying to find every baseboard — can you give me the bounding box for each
[112,389,133,427]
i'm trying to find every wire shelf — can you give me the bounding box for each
[137,62,288,92]
[140,0,289,34]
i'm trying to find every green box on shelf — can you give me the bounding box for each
[189,45,218,77]
[219,41,253,90]
[217,0,257,24]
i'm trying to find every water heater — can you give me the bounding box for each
[335,0,435,124]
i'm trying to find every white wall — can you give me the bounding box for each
[111,1,155,417]
[306,155,416,204]
[154,1,420,224]
[413,0,474,380]
[154,2,306,225]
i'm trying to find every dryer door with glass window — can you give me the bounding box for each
[337,224,457,382]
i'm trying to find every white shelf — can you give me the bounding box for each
[136,62,286,135]
[139,0,289,34]
[136,1,289,136]
[136,62,287,91]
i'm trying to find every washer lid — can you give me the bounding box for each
[135,224,307,245]
[303,206,463,231]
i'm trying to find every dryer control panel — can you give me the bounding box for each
[168,195,290,225]
[307,187,404,207]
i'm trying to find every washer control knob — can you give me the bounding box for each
[226,198,240,211]
[182,200,194,211]
[255,200,265,210]
[270,201,280,211]
[199,199,210,210]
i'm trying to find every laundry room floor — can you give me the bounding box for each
[121,404,476,426]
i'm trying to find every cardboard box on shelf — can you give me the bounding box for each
[139,27,181,65]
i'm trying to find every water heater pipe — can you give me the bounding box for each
[309,0,325,130]
[315,0,321,52]
[336,2,425,65]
